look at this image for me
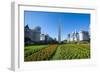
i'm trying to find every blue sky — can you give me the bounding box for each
[24,11,90,41]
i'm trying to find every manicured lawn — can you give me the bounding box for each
[24,45,49,58]
[25,44,58,61]
[24,44,90,61]
[51,44,90,60]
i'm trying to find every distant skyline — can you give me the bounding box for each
[24,11,90,41]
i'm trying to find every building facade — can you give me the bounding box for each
[79,31,90,41]
[25,25,54,44]
[25,25,41,44]
[68,30,90,42]
[40,34,53,43]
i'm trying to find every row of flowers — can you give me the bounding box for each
[25,44,58,61]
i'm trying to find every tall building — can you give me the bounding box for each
[67,30,89,42]
[32,26,41,42]
[79,31,90,41]
[67,34,70,42]
[69,31,79,42]
[74,31,79,41]
[58,24,61,43]
[40,34,54,43]
[40,34,45,41]
[24,25,41,44]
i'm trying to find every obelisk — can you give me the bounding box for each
[58,23,61,43]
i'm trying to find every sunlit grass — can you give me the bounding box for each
[52,44,90,60]
[24,44,90,61]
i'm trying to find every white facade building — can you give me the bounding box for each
[40,34,45,41]
[40,34,53,42]
[79,31,90,41]
[68,30,89,42]
[68,31,79,42]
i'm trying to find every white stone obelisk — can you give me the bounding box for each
[58,23,61,43]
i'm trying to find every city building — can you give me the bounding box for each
[67,30,90,42]
[58,24,61,43]
[40,34,53,42]
[40,34,45,41]
[25,25,54,44]
[24,25,41,44]
[79,31,90,41]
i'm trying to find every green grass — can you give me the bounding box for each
[51,44,90,60]
[24,44,90,61]
[24,45,49,58]
[25,44,58,61]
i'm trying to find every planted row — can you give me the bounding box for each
[25,44,58,61]
[52,44,90,60]
[24,45,49,58]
